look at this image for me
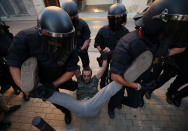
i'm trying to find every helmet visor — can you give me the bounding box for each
[108,16,122,30]
[41,30,75,64]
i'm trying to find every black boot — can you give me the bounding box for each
[166,91,175,104]
[145,90,152,99]
[23,93,30,101]
[0,121,11,129]
[108,109,115,119]
[65,112,71,125]
[173,92,182,107]
[7,105,21,114]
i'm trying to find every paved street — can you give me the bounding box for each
[2,13,188,131]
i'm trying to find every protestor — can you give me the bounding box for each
[62,0,91,69]
[75,53,109,100]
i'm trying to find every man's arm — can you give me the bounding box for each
[75,69,81,79]
[9,66,21,88]
[96,46,102,52]
[168,48,186,56]
[111,73,138,89]
[95,60,107,80]
[53,71,75,87]
[81,39,90,50]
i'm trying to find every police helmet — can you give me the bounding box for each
[61,0,78,26]
[108,3,127,30]
[135,0,188,43]
[37,6,75,64]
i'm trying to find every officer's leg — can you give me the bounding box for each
[145,66,177,99]
[108,87,124,119]
[122,86,142,108]
[100,64,109,89]
[166,74,187,104]
[0,84,10,94]
[79,50,90,69]
[173,85,188,107]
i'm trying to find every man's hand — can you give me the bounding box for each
[29,83,56,101]
[136,81,157,91]
[103,47,110,53]
[78,48,84,54]
[101,52,111,60]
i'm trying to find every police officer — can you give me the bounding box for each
[94,3,129,89]
[62,0,91,69]
[110,0,188,118]
[7,7,79,125]
[0,20,23,96]
[94,3,129,119]
[144,47,186,100]
[166,48,188,106]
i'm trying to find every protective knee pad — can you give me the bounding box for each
[124,50,153,82]
[21,57,38,92]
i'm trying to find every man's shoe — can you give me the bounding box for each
[0,121,11,129]
[108,110,115,119]
[65,113,71,125]
[166,91,175,104]
[173,93,182,107]
[138,99,144,107]
[8,105,21,114]
[14,89,21,95]
[145,90,152,99]
[23,93,30,101]
[116,104,122,110]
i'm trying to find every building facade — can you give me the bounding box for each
[0,0,147,19]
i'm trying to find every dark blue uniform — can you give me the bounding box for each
[7,27,79,115]
[110,30,168,108]
[74,18,91,68]
[94,25,129,88]
[166,48,188,104]
[0,23,20,94]
[94,25,129,112]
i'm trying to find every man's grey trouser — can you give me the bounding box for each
[47,81,122,117]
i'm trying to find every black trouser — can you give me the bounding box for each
[168,74,187,94]
[0,62,21,94]
[108,87,125,111]
[52,79,78,115]
[178,85,188,99]
[122,86,144,108]
[100,58,111,89]
[78,50,90,69]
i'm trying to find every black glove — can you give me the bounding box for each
[101,52,111,60]
[97,56,103,67]
[29,83,56,101]
[77,48,83,54]
[136,80,157,91]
